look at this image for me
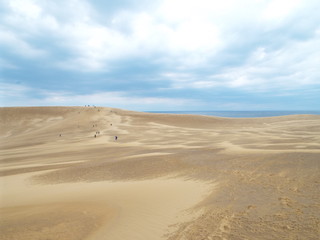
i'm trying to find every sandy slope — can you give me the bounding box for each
[0,106,319,240]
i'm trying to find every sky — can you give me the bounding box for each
[0,0,319,111]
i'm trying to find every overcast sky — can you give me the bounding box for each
[0,0,319,111]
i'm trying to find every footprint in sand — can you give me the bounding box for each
[278,197,293,208]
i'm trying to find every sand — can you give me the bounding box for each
[0,106,319,240]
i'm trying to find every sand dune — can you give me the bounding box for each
[0,107,319,239]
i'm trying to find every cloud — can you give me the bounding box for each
[43,91,196,109]
[0,0,222,70]
[0,82,36,106]
[218,31,320,91]
[0,0,319,110]
[8,0,43,21]
[0,83,196,110]
[0,29,47,58]
[0,82,30,97]
[0,58,18,69]
[2,0,319,71]
[161,10,320,92]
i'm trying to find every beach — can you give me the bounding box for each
[0,106,319,239]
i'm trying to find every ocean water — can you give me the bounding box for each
[147,111,320,118]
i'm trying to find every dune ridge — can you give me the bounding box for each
[0,106,319,240]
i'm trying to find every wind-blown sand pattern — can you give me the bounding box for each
[0,107,319,240]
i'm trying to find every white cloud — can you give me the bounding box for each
[1,0,319,95]
[0,82,33,106]
[0,58,18,69]
[163,26,320,92]
[0,82,30,97]
[0,29,46,58]
[3,0,59,34]
[8,0,42,19]
[262,0,301,23]
[0,82,197,110]
[57,22,135,71]
[209,33,320,91]
[41,91,196,110]
[1,0,224,70]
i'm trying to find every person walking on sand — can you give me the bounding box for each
[115,136,118,141]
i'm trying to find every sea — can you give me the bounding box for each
[146,111,320,118]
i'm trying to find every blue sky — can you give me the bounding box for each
[0,0,319,111]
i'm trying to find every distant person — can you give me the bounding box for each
[94,134,96,138]
[115,136,118,141]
